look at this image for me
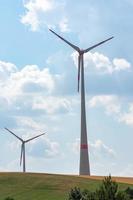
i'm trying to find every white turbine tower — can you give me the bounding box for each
[49,29,113,175]
[5,127,45,172]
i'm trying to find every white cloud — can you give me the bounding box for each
[0,60,80,133]
[13,65,55,93]
[89,95,121,115]
[0,59,132,129]
[1,64,55,102]
[16,116,46,131]
[0,61,17,82]
[85,52,112,73]
[21,0,67,32]
[43,137,60,157]
[89,96,133,127]
[113,58,131,71]
[59,17,69,33]
[90,139,116,159]
[119,103,133,125]
[0,60,78,142]
[28,136,60,158]
[71,52,131,74]
[21,0,55,31]
[32,96,72,114]
[20,0,100,36]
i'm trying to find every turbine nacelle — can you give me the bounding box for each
[79,50,84,55]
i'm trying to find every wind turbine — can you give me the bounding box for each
[5,127,45,172]
[49,29,113,175]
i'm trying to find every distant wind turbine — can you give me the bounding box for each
[49,29,113,175]
[5,127,45,172]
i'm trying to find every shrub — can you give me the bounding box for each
[117,191,130,200]
[68,187,82,200]
[125,187,133,199]
[68,175,130,200]
[96,175,118,200]
[82,190,96,200]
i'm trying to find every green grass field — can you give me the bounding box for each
[0,173,132,200]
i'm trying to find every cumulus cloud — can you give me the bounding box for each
[0,60,81,147]
[119,103,133,125]
[71,52,131,74]
[28,136,60,158]
[0,60,76,139]
[20,0,100,37]
[12,65,55,93]
[90,139,116,159]
[21,0,55,31]
[0,59,132,127]
[89,95,121,115]
[113,58,131,71]
[32,96,72,114]
[15,116,46,131]
[21,0,67,32]
[0,61,17,82]
[88,95,133,127]
[0,64,56,103]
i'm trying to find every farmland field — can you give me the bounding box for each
[0,173,133,200]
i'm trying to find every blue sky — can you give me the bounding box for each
[0,0,133,176]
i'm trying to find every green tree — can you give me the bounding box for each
[96,175,118,200]
[68,187,82,200]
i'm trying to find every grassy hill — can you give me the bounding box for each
[0,173,133,200]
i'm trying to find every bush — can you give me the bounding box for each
[68,175,130,200]
[4,197,15,200]
[117,191,130,200]
[82,190,96,200]
[125,187,133,199]
[96,175,118,200]
[68,187,82,200]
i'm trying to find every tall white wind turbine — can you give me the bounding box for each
[49,29,113,175]
[5,127,45,172]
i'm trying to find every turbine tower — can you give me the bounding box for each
[49,29,113,175]
[5,127,45,172]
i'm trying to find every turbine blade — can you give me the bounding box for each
[4,127,23,142]
[20,144,24,166]
[25,133,45,143]
[49,29,80,52]
[84,36,114,53]
[78,55,81,92]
